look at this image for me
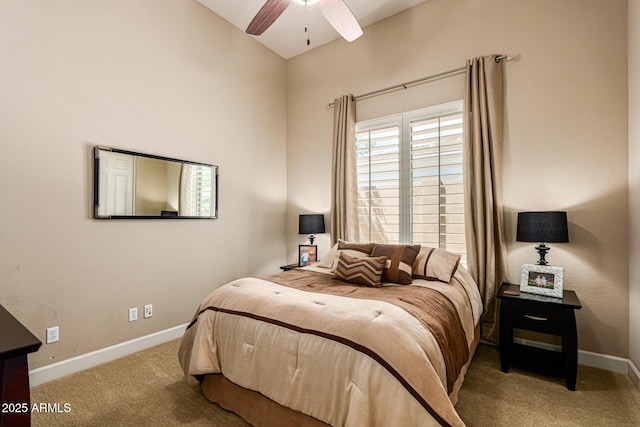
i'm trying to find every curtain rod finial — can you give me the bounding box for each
[496,50,513,63]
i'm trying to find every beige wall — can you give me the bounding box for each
[135,157,172,216]
[629,0,640,374]
[0,0,288,369]
[287,0,629,357]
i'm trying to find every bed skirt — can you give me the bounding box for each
[201,375,329,427]
[200,323,481,426]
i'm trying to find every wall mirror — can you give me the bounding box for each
[94,146,218,219]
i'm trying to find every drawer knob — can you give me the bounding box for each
[524,314,548,321]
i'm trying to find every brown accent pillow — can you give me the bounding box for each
[412,246,461,283]
[334,252,387,288]
[337,240,375,256]
[371,244,421,285]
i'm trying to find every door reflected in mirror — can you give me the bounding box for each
[94,146,218,219]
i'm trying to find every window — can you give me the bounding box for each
[181,164,214,216]
[355,101,465,260]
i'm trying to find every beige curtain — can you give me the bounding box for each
[463,56,510,342]
[330,94,358,244]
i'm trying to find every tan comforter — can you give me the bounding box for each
[179,267,482,427]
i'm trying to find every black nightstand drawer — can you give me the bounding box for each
[508,302,564,335]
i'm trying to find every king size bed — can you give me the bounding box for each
[178,242,483,427]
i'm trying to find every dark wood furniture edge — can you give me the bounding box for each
[0,305,42,427]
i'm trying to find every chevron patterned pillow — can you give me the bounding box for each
[334,252,387,287]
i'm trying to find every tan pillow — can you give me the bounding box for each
[337,240,375,256]
[412,246,461,283]
[334,253,387,288]
[371,244,421,285]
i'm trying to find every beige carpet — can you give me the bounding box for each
[31,340,640,426]
[456,345,640,426]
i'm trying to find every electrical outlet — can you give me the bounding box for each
[46,326,59,344]
[128,307,138,322]
[144,304,152,319]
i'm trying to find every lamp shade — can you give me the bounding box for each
[516,211,569,243]
[299,214,326,235]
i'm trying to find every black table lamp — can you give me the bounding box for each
[299,214,325,245]
[516,211,569,265]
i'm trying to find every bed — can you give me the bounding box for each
[178,242,483,427]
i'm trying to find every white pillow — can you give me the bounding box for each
[316,244,373,270]
[316,243,339,268]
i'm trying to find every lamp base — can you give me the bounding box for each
[308,234,315,245]
[535,243,550,265]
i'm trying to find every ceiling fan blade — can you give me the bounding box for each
[246,0,293,36]
[317,0,363,42]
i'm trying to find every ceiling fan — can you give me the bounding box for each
[246,0,363,43]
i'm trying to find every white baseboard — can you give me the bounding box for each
[630,360,640,391]
[578,349,630,374]
[29,323,189,387]
[514,337,630,374]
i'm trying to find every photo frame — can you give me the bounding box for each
[520,264,564,298]
[298,245,317,267]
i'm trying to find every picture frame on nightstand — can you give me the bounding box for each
[298,245,317,267]
[520,264,564,298]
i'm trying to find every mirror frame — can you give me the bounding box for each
[93,146,218,219]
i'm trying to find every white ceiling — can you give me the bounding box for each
[196,0,427,59]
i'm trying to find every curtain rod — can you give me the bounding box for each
[326,51,513,109]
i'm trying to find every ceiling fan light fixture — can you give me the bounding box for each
[293,0,320,5]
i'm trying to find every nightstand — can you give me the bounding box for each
[497,283,582,390]
[279,263,299,271]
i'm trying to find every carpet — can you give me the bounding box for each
[31,340,640,426]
